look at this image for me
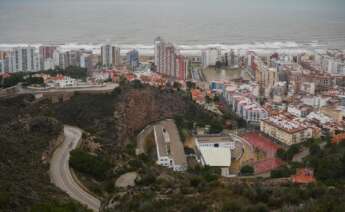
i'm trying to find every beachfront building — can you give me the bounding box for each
[176,54,188,80]
[154,37,177,78]
[6,47,39,72]
[0,60,4,73]
[127,49,139,71]
[39,46,57,70]
[101,44,121,68]
[58,50,82,69]
[224,50,240,68]
[85,54,100,73]
[260,114,313,146]
[153,120,187,172]
[201,47,221,68]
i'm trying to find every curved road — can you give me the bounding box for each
[49,126,101,212]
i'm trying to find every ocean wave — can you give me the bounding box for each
[0,41,340,56]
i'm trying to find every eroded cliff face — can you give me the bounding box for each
[114,87,188,143]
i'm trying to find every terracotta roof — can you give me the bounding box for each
[291,169,316,184]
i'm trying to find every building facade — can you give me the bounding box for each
[39,46,57,70]
[260,114,312,145]
[153,120,188,172]
[127,49,139,71]
[101,45,121,68]
[154,37,177,78]
[176,54,188,80]
[201,48,221,68]
[7,47,39,72]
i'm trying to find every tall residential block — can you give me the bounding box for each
[101,45,121,68]
[154,37,177,78]
[7,47,39,72]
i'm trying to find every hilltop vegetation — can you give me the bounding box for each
[2,83,345,211]
[0,96,88,211]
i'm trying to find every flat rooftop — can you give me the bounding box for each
[196,134,234,144]
[262,114,307,133]
[154,119,187,167]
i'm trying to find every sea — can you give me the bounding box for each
[0,0,345,54]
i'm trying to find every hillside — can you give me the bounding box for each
[0,95,88,212]
[2,84,345,211]
[47,82,222,149]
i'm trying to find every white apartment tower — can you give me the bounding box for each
[154,37,176,77]
[8,47,39,72]
[201,47,221,68]
[101,45,121,68]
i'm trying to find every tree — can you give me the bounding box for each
[240,165,254,176]
[173,81,182,90]
[213,95,220,103]
[270,166,294,178]
[186,81,195,90]
[119,75,128,86]
[69,149,111,180]
[130,79,143,89]
[286,145,300,161]
[310,143,321,156]
[276,148,287,160]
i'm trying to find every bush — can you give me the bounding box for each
[276,145,300,161]
[30,201,86,212]
[190,176,203,187]
[240,165,254,176]
[0,192,10,208]
[69,149,111,180]
[222,199,244,212]
[270,166,294,178]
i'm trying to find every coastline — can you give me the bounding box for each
[0,40,344,56]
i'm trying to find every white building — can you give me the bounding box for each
[306,112,332,125]
[223,85,268,124]
[302,96,330,109]
[0,60,4,73]
[101,45,121,68]
[300,82,316,95]
[154,37,177,77]
[261,114,313,145]
[42,58,56,70]
[54,76,77,88]
[201,48,221,68]
[153,120,187,172]
[195,135,235,168]
[326,59,345,75]
[7,47,39,72]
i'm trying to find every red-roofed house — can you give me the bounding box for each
[291,168,316,184]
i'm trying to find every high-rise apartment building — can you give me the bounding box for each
[127,49,139,71]
[7,47,39,72]
[201,48,221,68]
[39,46,57,70]
[101,45,121,68]
[58,50,81,69]
[85,54,100,73]
[154,37,177,78]
[176,55,189,80]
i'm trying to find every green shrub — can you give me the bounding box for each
[69,149,111,180]
[240,165,254,176]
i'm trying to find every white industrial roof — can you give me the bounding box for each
[199,146,231,167]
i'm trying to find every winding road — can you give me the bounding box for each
[49,126,101,212]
